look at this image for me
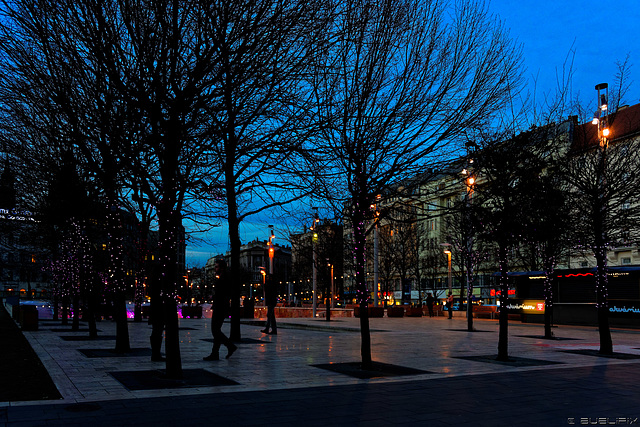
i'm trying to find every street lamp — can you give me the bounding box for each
[325,258,333,321]
[462,164,476,329]
[329,263,335,309]
[256,267,266,304]
[311,208,320,317]
[441,243,452,293]
[441,243,453,319]
[593,82,614,354]
[594,83,609,145]
[268,225,275,274]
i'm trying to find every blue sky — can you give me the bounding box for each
[488,0,640,105]
[185,1,640,267]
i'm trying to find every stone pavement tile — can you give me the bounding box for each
[6,315,640,425]
[4,365,639,426]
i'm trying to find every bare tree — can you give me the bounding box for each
[202,0,330,340]
[514,126,573,340]
[309,0,523,368]
[473,117,577,357]
[0,0,136,351]
[473,134,528,360]
[565,106,640,354]
[117,0,225,377]
[0,0,230,377]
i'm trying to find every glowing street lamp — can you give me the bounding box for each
[267,225,275,274]
[594,83,610,145]
[311,208,320,317]
[444,249,452,293]
[441,243,452,294]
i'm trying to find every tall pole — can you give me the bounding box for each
[373,219,379,306]
[268,225,274,275]
[312,241,317,317]
[447,251,452,319]
[311,209,319,318]
[325,259,331,321]
[329,264,335,308]
[465,175,475,331]
[593,82,613,354]
[446,251,452,294]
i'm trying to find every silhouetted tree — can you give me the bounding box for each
[473,130,543,360]
[309,0,523,368]
[202,0,330,341]
[565,107,640,354]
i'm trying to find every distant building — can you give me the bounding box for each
[206,239,292,302]
[338,102,640,314]
[0,158,48,298]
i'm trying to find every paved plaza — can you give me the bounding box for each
[1,311,640,426]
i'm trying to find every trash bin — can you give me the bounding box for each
[20,305,39,331]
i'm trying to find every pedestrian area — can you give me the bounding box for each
[3,314,640,426]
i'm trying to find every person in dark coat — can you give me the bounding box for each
[204,259,237,360]
[426,293,435,317]
[261,274,278,335]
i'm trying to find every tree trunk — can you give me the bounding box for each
[226,177,242,343]
[353,198,372,369]
[595,145,613,354]
[158,202,182,378]
[595,245,613,354]
[543,267,554,339]
[133,282,143,322]
[496,244,509,361]
[163,293,181,378]
[108,207,131,353]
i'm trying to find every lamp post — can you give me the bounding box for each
[260,267,266,304]
[268,225,275,275]
[441,243,452,318]
[373,211,379,307]
[463,166,476,330]
[441,244,452,293]
[592,82,614,354]
[330,263,335,308]
[325,258,332,321]
[444,249,452,290]
[445,249,453,319]
[466,176,475,327]
[311,208,319,317]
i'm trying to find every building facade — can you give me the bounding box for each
[336,102,640,319]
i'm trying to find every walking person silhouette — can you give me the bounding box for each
[204,259,237,360]
[261,274,278,334]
